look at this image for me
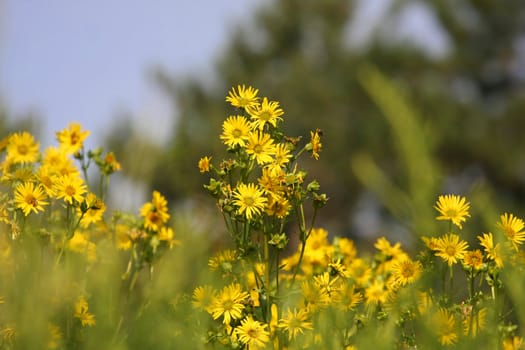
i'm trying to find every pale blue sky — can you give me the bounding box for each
[0,0,262,146]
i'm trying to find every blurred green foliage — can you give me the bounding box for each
[107,0,525,243]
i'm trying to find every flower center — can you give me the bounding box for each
[17,144,29,155]
[65,185,76,196]
[446,245,456,257]
[259,111,271,121]
[253,144,263,153]
[232,128,242,138]
[25,194,37,207]
[243,196,255,206]
[401,263,415,278]
[70,132,80,145]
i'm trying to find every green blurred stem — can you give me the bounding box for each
[291,206,318,286]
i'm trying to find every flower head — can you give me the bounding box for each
[247,97,284,130]
[220,115,252,148]
[226,85,259,109]
[278,308,313,340]
[433,308,457,345]
[56,123,90,154]
[210,283,249,325]
[192,285,217,313]
[140,191,170,232]
[434,233,469,266]
[365,279,389,305]
[6,131,39,164]
[198,156,212,173]
[232,183,267,220]
[74,295,96,327]
[78,193,106,228]
[234,315,270,350]
[390,258,422,286]
[245,132,275,165]
[497,213,525,250]
[434,194,470,229]
[14,182,49,216]
[54,174,87,205]
[308,129,322,160]
[478,232,504,268]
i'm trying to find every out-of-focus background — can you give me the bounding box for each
[2,0,525,247]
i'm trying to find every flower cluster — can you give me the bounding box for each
[0,124,177,348]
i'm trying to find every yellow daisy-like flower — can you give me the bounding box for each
[68,231,97,262]
[246,132,275,165]
[278,307,313,340]
[462,249,484,271]
[434,233,469,266]
[140,190,170,232]
[390,258,422,286]
[56,122,90,154]
[198,156,212,173]
[234,315,270,350]
[478,232,504,268]
[434,194,470,229]
[308,129,322,160]
[14,182,49,216]
[74,295,96,327]
[433,308,457,345]
[365,279,389,306]
[210,283,249,325]
[36,165,58,196]
[338,284,363,311]
[192,285,217,313]
[47,323,62,349]
[497,213,525,250]
[247,97,284,130]
[503,336,524,350]
[78,193,105,228]
[270,143,292,170]
[220,115,252,148]
[158,227,179,248]
[54,174,87,205]
[6,131,40,164]
[226,85,260,109]
[232,183,267,220]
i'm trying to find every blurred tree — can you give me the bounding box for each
[109,0,525,241]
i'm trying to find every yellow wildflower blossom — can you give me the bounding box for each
[226,84,259,109]
[56,122,90,154]
[14,182,49,216]
[498,213,525,250]
[232,183,267,220]
[234,315,270,350]
[247,97,284,130]
[6,131,39,164]
[434,194,470,229]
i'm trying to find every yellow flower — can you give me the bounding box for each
[78,193,105,228]
[364,279,389,305]
[462,249,484,271]
[208,249,237,271]
[14,182,49,216]
[54,174,87,205]
[68,232,97,262]
[338,283,363,311]
[390,258,422,286]
[226,85,259,109]
[47,323,62,349]
[478,232,504,268]
[232,183,267,220]
[348,258,372,288]
[56,122,90,154]
[234,315,270,350]
[192,285,217,313]
[140,190,170,232]
[497,213,525,250]
[374,236,404,258]
[313,272,341,299]
[158,227,179,248]
[278,307,313,340]
[247,97,284,130]
[434,194,470,229]
[503,336,524,350]
[246,132,275,165]
[198,156,212,173]
[308,129,322,160]
[210,283,249,325]
[115,224,132,250]
[220,115,252,148]
[462,307,486,337]
[36,165,58,196]
[434,233,469,266]
[433,308,457,345]
[270,143,292,170]
[74,295,96,327]
[6,131,39,164]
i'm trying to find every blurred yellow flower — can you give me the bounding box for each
[498,213,525,250]
[6,131,39,164]
[309,129,322,160]
[192,285,217,313]
[478,232,504,268]
[198,156,212,173]
[56,122,90,154]
[462,249,484,271]
[140,190,170,232]
[390,258,422,286]
[434,308,457,345]
[278,307,313,340]
[78,193,105,228]
[74,295,96,327]
[365,279,389,305]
